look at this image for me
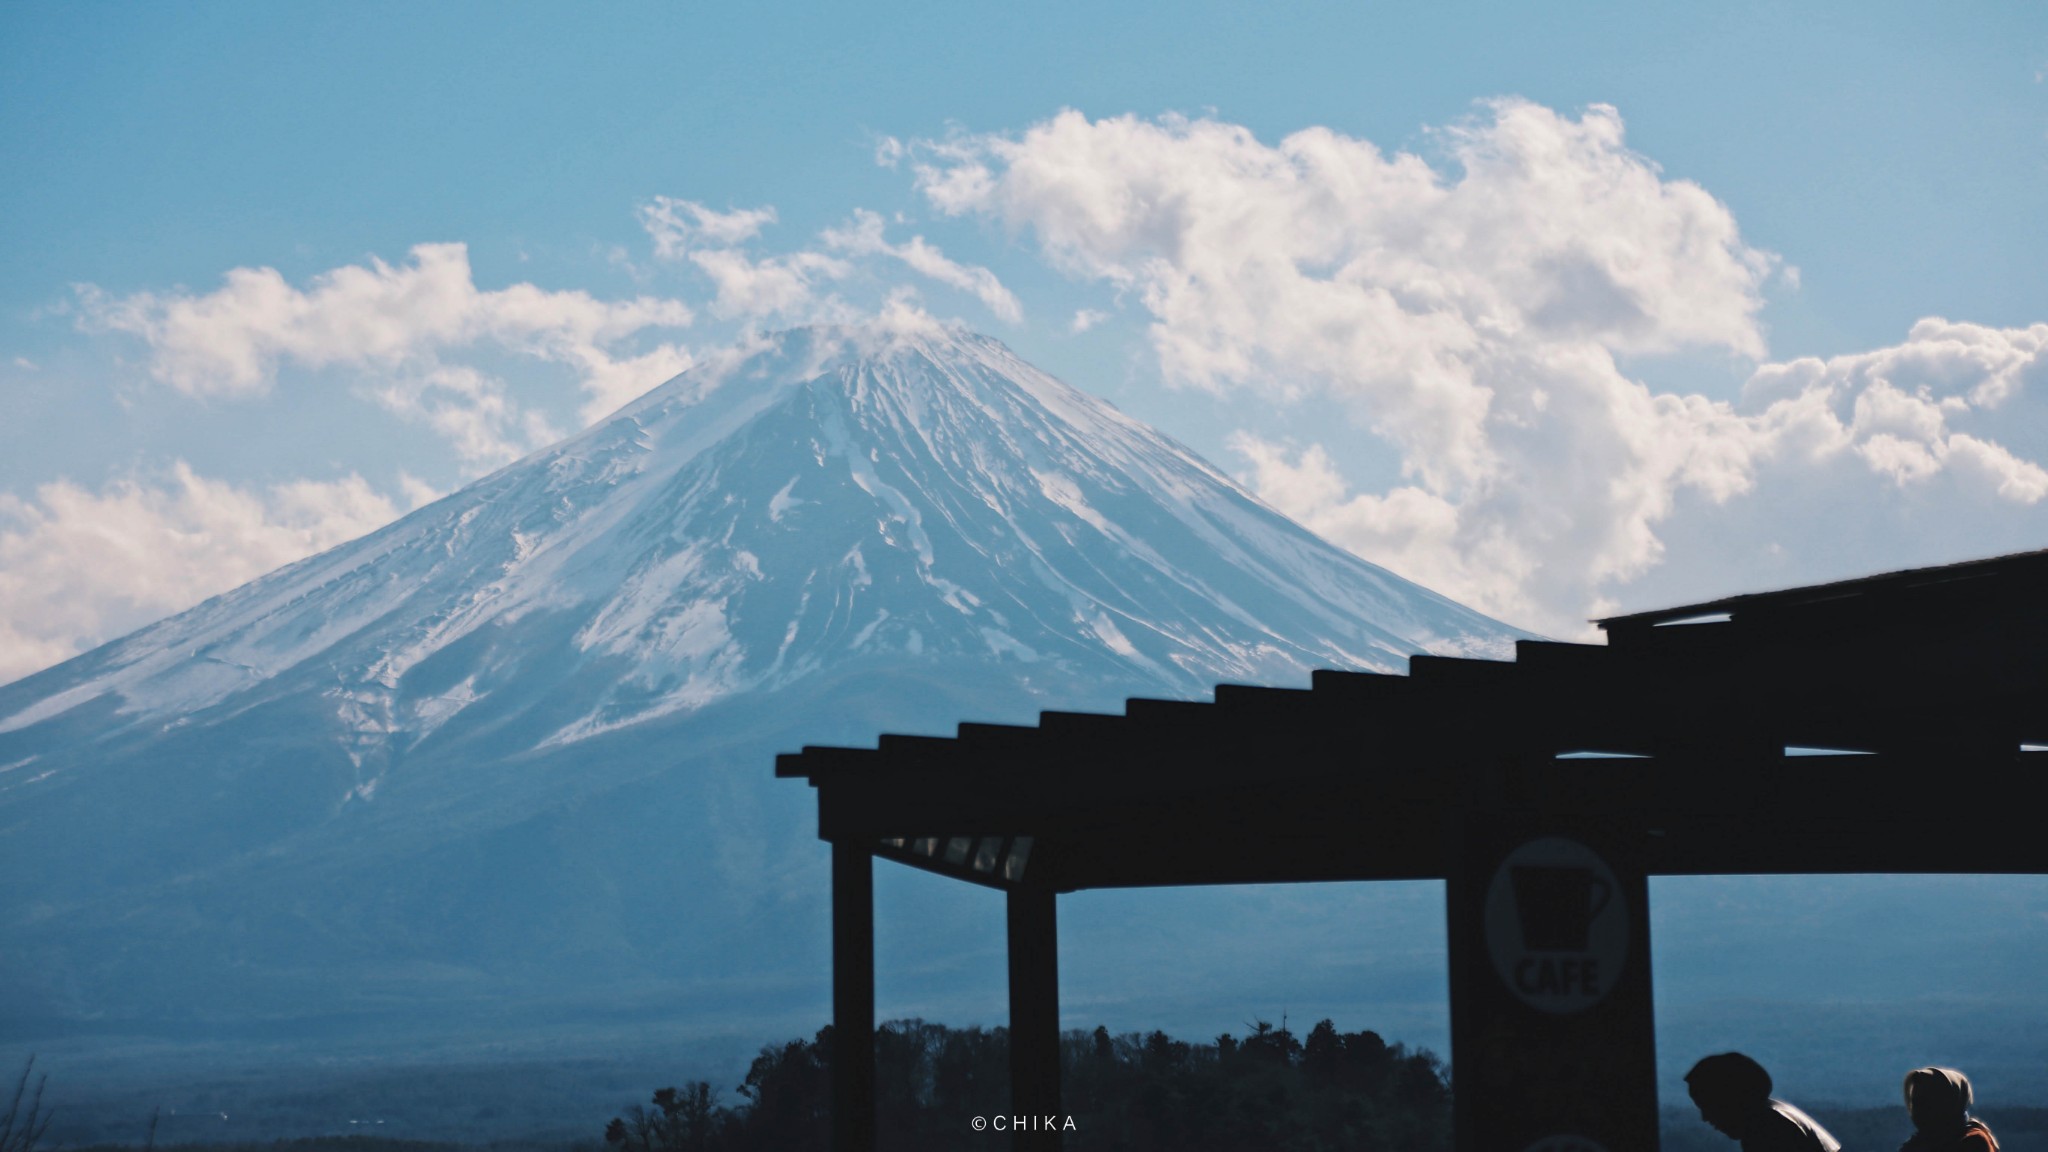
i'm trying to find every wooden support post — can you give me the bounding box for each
[832,843,875,1152]
[1007,884,1062,1151]
[1447,820,1660,1152]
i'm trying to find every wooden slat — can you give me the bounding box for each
[1408,653,1523,687]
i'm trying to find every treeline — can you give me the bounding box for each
[605,1018,1451,1152]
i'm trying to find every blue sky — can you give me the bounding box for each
[4,1,2047,681]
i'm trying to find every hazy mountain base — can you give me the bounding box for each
[0,654,1165,1035]
[32,1045,743,1148]
[24,997,2045,1148]
[12,862,2045,1140]
[34,1017,1456,1152]
[13,880,2047,1142]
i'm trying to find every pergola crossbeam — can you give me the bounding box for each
[784,547,2048,1151]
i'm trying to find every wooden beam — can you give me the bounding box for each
[1007,883,1062,1151]
[831,843,875,1152]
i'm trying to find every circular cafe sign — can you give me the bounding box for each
[1484,836,1628,1014]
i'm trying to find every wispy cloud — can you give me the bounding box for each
[366,365,563,471]
[638,197,853,320]
[638,197,1021,325]
[639,199,781,254]
[821,209,1022,323]
[75,242,698,443]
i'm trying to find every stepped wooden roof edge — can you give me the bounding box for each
[776,547,2048,889]
[1595,545,2048,630]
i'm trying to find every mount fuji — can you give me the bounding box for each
[0,324,1518,1057]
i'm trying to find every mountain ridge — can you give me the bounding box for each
[0,322,1518,1039]
[0,325,1509,757]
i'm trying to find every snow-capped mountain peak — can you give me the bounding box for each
[0,325,1512,760]
[0,322,1522,1066]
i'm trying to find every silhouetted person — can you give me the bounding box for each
[1901,1066,1998,1152]
[1685,1052,1842,1152]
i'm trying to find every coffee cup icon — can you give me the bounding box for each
[1510,865,1611,952]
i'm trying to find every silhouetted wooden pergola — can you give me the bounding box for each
[778,550,2048,1151]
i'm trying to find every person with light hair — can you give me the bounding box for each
[1901,1066,1998,1152]
[1684,1052,1842,1151]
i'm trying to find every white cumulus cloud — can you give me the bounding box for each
[76,243,697,446]
[0,464,404,685]
[1744,318,2048,500]
[910,102,2048,632]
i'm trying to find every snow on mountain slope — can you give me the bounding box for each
[0,322,1521,1044]
[0,325,1508,760]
